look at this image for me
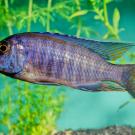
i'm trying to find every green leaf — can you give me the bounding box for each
[113,8,120,32]
[103,32,110,39]
[39,16,46,26]
[94,15,100,20]
[106,0,113,4]
[69,10,89,19]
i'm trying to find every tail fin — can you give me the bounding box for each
[122,65,135,97]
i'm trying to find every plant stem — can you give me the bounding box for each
[103,0,108,25]
[103,0,120,39]
[46,0,52,32]
[27,0,33,32]
[75,0,81,37]
[76,19,81,37]
[4,0,13,35]
[103,0,113,33]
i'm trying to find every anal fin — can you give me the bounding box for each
[75,81,126,92]
[75,81,102,91]
[99,81,126,91]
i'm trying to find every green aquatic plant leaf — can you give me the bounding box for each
[69,10,89,19]
[113,8,120,33]
[94,9,104,20]
[106,0,113,4]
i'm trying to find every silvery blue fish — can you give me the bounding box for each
[0,32,135,96]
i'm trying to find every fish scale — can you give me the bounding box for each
[21,34,123,86]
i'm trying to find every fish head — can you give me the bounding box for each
[0,35,27,75]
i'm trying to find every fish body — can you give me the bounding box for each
[0,32,135,95]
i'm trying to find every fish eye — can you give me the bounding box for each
[0,45,8,54]
[0,40,10,54]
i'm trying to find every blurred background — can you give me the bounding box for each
[0,0,135,134]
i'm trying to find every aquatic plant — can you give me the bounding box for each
[15,0,70,33]
[0,79,65,135]
[90,0,122,39]
[4,0,13,35]
[0,0,15,37]
[27,0,33,32]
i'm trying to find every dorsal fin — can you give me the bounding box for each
[33,32,135,61]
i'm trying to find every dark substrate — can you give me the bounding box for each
[55,126,135,135]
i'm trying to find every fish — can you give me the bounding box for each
[0,32,135,96]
